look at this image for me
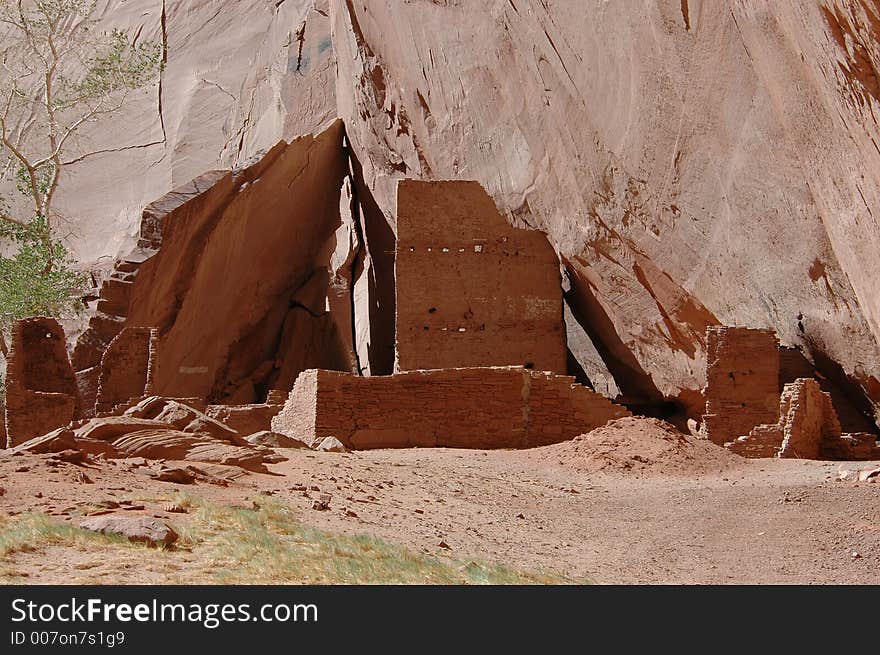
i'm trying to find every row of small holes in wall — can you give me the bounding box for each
[421,326,487,332]
[408,245,485,253]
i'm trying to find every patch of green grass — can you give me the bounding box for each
[172,497,568,584]
[0,512,128,557]
[0,497,573,584]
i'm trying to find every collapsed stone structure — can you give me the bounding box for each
[727,378,879,460]
[702,326,879,459]
[270,178,624,450]
[4,318,78,448]
[94,327,158,414]
[272,367,629,450]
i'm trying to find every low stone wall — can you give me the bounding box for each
[272,367,630,449]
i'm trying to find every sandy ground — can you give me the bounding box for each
[1,423,878,584]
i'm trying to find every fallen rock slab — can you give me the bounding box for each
[11,429,77,455]
[79,516,178,547]
[74,417,173,441]
[246,431,309,449]
[112,429,276,472]
[124,397,244,445]
[314,436,349,453]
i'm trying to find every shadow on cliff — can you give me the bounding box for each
[346,141,396,375]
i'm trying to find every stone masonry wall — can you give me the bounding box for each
[726,377,868,459]
[273,367,629,449]
[4,318,78,447]
[395,180,566,374]
[703,326,780,445]
[94,327,158,414]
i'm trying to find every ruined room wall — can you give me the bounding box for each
[777,378,841,459]
[272,366,628,449]
[395,180,566,373]
[728,377,855,459]
[703,326,780,445]
[4,318,78,447]
[94,327,158,414]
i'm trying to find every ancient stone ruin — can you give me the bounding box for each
[2,121,878,467]
[272,367,629,450]
[727,378,878,460]
[4,318,78,447]
[394,180,566,374]
[702,326,879,460]
[702,326,780,446]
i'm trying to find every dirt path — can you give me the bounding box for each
[1,441,878,584]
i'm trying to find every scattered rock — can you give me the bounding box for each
[164,503,187,514]
[150,467,195,484]
[52,450,87,465]
[857,467,880,483]
[438,540,451,550]
[314,436,349,453]
[312,492,332,511]
[245,431,309,449]
[79,516,178,547]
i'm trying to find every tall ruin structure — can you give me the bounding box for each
[702,326,780,446]
[394,180,566,374]
[4,318,78,447]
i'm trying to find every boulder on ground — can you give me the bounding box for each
[11,428,77,454]
[74,417,173,441]
[246,431,309,449]
[79,516,178,547]
[111,429,277,473]
[314,436,349,453]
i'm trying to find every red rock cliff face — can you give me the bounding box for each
[17,0,880,429]
[331,0,880,423]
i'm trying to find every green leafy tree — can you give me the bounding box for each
[0,0,162,359]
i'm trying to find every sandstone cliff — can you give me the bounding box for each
[19,0,880,427]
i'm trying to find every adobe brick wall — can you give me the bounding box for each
[725,378,873,459]
[777,378,840,459]
[94,327,158,414]
[272,367,629,450]
[395,180,566,373]
[703,326,780,445]
[4,318,78,447]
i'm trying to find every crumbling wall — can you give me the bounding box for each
[727,378,877,459]
[94,328,158,414]
[4,318,78,447]
[777,378,841,459]
[703,326,780,445]
[272,367,629,449]
[395,180,566,374]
